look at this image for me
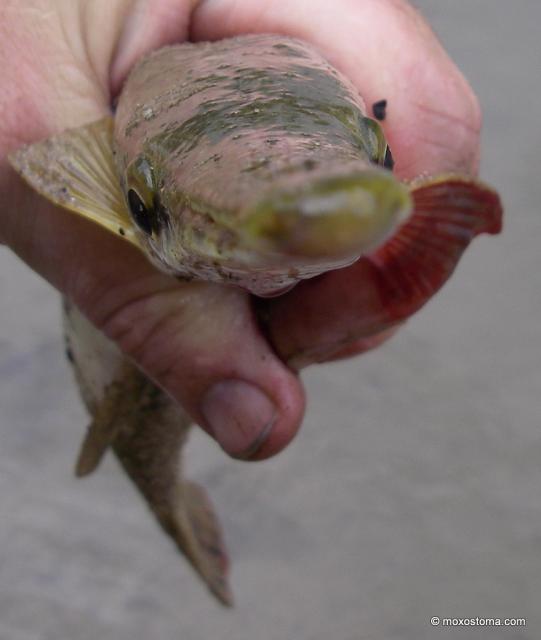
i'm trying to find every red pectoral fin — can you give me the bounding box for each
[262,176,503,369]
[368,175,503,320]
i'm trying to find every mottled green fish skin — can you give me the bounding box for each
[114,35,411,295]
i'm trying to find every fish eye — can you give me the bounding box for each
[127,188,154,235]
[360,117,388,167]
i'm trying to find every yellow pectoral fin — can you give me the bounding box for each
[8,117,139,246]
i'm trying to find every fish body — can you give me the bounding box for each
[8,35,502,605]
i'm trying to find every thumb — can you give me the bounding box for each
[7,191,306,460]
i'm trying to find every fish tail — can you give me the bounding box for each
[108,376,233,607]
[165,481,234,607]
[73,364,232,606]
[368,175,503,321]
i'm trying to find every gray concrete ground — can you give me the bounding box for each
[1,2,540,639]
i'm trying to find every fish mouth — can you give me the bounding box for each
[239,169,412,264]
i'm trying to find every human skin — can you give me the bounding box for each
[0,0,482,459]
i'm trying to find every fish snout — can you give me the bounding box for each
[240,170,412,262]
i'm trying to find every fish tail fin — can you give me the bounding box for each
[369,175,503,320]
[165,481,233,607]
[147,480,233,607]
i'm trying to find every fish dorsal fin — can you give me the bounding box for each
[8,117,139,246]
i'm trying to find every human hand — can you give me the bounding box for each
[0,0,483,459]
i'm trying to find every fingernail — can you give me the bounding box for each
[201,380,277,459]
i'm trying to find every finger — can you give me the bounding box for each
[110,0,196,94]
[7,184,305,459]
[257,258,391,370]
[260,180,502,369]
[190,0,482,178]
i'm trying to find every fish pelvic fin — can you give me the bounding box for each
[8,117,139,246]
[74,368,146,477]
[75,415,122,478]
[368,174,503,321]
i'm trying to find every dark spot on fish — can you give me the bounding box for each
[303,159,317,170]
[202,544,226,558]
[65,346,75,364]
[372,99,387,121]
[152,193,170,231]
[140,386,165,412]
[384,146,395,171]
[118,227,126,236]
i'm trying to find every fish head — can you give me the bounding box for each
[123,147,412,292]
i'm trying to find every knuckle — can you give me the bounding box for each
[99,289,182,380]
[410,81,482,175]
[94,282,248,397]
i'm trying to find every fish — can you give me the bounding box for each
[8,34,502,606]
